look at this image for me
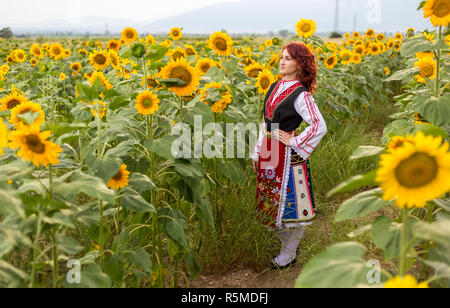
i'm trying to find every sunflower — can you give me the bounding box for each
[160,40,172,48]
[365,28,375,39]
[384,275,429,288]
[135,91,160,115]
[78,49,89,57]
[107,164,130,190]
[387,39,395,50]
[89,50,110,71]
[324,54,338,69]
[423,0,450,27]
[0,92,28,111]
[107,39,121,52]
[145,35,156,45]
[141,75,160,90]
[414,55,437,83]
[30,58,39,67]
[256,69,275,94]
[0,119,7,156]
[407,28,415,37]
[160,57,200,97]
[89,100,107,118]
[340,49,353,65]
[376,33,386,41]
[354,45,365,55]
[10,101,45,129]
[88,71,113,90]
[196,58,217,75]
[59,73,66,81]
[351,53,362,64]
[267,53,280,69]
[376,132,450,208]
[208,31,234,56]
[344,33,351,39]
[394,33,403,41]
[369,43,380,55]
[63,49,71,58]
[119,58,137,79]
[384,67,390,76]
[1,64,9,74]
[200,83,232,114]
[244,62,265,78]
[14,49,27,63]
[184,44,198,58]
[121,27,138,43]
[296,19,316,38]
[30,44,44,59]
[8,126,62,167]
[49,43,65,60]
[169,47,186,62]
[70,62,82,75]
[265,39,273,47]
[108,51,121,70]
[169,27,182,40]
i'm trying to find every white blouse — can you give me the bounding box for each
[251,81,327,161]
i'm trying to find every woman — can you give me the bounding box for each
[251,42,327,269]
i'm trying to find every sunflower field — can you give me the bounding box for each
[0,0,449,288]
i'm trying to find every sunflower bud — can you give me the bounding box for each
[130,42,147,58]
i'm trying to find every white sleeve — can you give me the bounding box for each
[289,91,327,160]
[251,121,266,161]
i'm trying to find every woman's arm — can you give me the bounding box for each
[289,91,327,160]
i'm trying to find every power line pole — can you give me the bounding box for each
[334,0,340,33]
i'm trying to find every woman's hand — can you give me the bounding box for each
[252,160,258,173]
[273,129,295,146]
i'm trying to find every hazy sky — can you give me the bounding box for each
[0,0,430,33]
[0,0,240,25]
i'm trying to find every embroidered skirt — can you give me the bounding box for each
[255,134,316,229]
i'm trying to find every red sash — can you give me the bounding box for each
[265,80,302,120]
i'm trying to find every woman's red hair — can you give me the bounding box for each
[282,42,317,94]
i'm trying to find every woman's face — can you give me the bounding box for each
[280,49,299,78]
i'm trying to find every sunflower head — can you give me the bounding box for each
[135,90,160,115]
[384,275,429,288]
[169,27,183,40]
[160,57,200,97]
[70,62,82,75]
[423,0,450,27]
[10,101,45,129]
[130,42,147,58]
[256,69,275,94]
[196,58,216,75]
[376,132,450,208]
[30,58,39,67]
[0,119,7,156]
[208,31,234,56]
[414,55,437,83]
[244,62,265,78]
[324,54,338,69]
[296,19,317,38]
[89,50,110,70]
[121,27,138,43]
[8,126,62,167]
[49,43,64,60]
[107,164,130,190]
[0,92,28,111]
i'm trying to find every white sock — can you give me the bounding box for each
[274,226,306,267]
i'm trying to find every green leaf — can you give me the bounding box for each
[52,170,116,204]
[184,250,201,278]
[327,170,377,198]
[384,67,419,82]
[0,183,25,218]
[0,160,34,181]
[410,95,450,127]
[174,159,205,179]
[400,36,448,58]
[104,140,137,159]
[413,212,450,246]
[55,234,85,255]
[164,219,189,249]
[87,157,122,183]
[434,199,450,212]
[65,264,111,288]
[128,248,153,273]
[145,45,169,62]
[121,187,156,213]
[144,135,178,160]
[334,189,390,222]
[76,82,100,101]
[413,123,449,140]
[129,172,156,193]
[87,222,112,246]
[0,225,32,257]
[0,260,28,287]
[218,160,246,186]
[104,254,124,284]
[350,146,384,160]
[16,111,40,126]
[295,242,368,288]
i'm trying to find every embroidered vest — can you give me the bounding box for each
[263,81,308,132]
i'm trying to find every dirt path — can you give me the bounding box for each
[189,265,301,288]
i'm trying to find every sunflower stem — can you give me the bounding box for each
[435,26,442,97]
[30,209,43,288]
[96,109,105,269]
[51,229,58,288]
[399,207,409,277]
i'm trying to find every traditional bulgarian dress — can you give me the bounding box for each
[251,79,327,230]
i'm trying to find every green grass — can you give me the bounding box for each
[194,99,399,275]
